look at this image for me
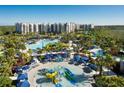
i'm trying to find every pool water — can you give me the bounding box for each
[34,63,93,87]
[26,39,59,50]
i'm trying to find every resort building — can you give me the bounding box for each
[29,23,34,33]
[80,24,94,31]
[15,22,94,34]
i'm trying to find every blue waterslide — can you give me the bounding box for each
[64,68,76,84]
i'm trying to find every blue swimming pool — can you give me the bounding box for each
[26,39,59,50]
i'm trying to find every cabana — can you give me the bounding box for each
[17,80,30,87]
[17,73,28,80]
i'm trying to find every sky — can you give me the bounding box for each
[0,5,124,25]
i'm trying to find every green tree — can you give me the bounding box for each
[0,76,12,87]
[20,53,31,65]
[95,76,124,87]
[4,48,16,58]
[91,54,115,76]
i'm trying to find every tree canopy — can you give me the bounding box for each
[95,76,124,87]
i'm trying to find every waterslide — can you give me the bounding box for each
[45,71,62,87]
[46,71,58,79]
[44,67,77,87]
[64,68,76,84]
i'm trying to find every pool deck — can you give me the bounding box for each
[27,62,96,87]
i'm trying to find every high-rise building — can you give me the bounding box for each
[58,23,62,33]
[26,24,29,33]
[75,24,80,31]
[29,23,34,33]
[33,24,38,33]
[51,24,54,33]
[80,24,94,31]
[38,24,42,33]
[65,22,76,33]
[22,23,26,34]
[41,24,45,32]
[15,22,94,34]
[15,23,21,33]
[46,23,51,33]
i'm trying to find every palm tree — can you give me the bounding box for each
[93,54,115,76]
[4,48,15,58]
[0,55,16,76]
[95,76,124,87]
[20,52,31,65]
[0,76,12,87]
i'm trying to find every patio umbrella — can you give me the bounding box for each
[17,73,28,80]
[17,80,30,87]
[22,65,30,70]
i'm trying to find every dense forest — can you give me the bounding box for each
[0,26,15,35]
[95,25,124,30]
[94,25,124,42]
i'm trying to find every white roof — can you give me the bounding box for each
[88,48,102,53]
